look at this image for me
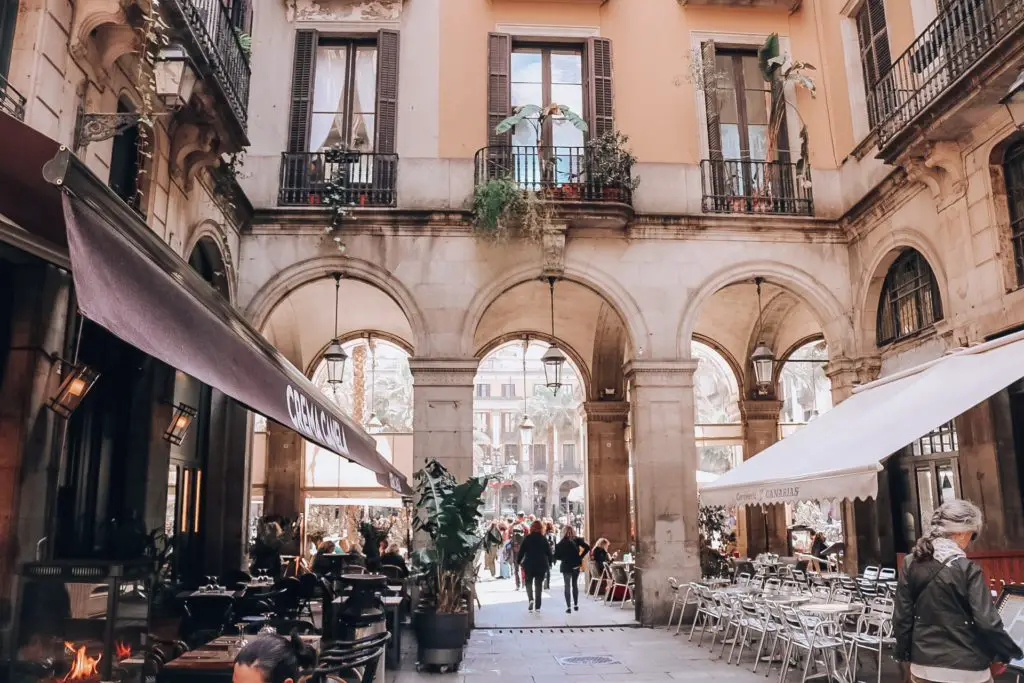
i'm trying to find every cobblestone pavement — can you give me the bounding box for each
[473,572,638,628]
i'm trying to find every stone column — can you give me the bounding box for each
[584,401,630,554]
[740,400,786,556]
[264,420,303,518]
[624,360,700,625]
[408,359,479,482]
[203,395,253,573]
[826,357,881,572]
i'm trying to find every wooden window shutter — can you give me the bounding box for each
[586,37,614,138]
[700,40,723,161]
[487,33,512,147]
[375,29,400,155]
[287,29,317,153]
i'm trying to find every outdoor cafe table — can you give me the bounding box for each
[158,634,321,682]
[176,589,243,600]
[762,594,812,606]
[800,602,864,618]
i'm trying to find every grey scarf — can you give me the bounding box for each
[931,537,966,564]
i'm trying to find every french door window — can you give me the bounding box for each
[891,422,960,550]
[714,49,782,163]
[311,41,378,153]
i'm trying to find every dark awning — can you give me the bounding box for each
[0,126,410,495]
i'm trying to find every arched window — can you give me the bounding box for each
[778,338,833,436]
[692,340,743,480]
[876,249,943,346]
[1004,140,1024,285]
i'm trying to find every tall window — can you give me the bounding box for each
[311,40,377,153]
[692,340,744,481]
[562,442,577,470]
[713,49,782,162]
[876,249,943,345]
[1004,140,1024,286]
[531,444,547,472]
[510,46,585,149]
[475,383,491,398]
[855,0,891,128]
[109,99,141,211]
[890,421,961,551]
[501,382,517,398]
[501,412,517,435]
[474,411,490,432]
[778,339,833,436]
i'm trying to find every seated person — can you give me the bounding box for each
[311,540,336,575]
[380,543,409,578]
[233,633,316,683]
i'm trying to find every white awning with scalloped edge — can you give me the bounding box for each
[699,330,1024,507]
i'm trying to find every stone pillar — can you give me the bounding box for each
[584,401,630,554]
[408,359,479,481]
[624,360,700,625]
[826,357,881,572]
[203,395,253,573]
[740,400,786,556]
[0,264,70,616]
[264,420,303,518]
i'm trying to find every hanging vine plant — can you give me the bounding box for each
[320,145,362,253]
[130,0,171,209]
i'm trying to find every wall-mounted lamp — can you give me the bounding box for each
[164,402,199,445]
[47,362,100,418]
[1002,70,1024,130]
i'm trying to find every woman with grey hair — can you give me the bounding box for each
[893,499,1021,683]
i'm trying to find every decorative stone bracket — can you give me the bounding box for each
[170,119,220,190]
[70,0,143,87]
[541,224,568,278]
[904,141,967,210]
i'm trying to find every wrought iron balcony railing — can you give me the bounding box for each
[474,145,634,204]
[560,461,582,474]
[0,73,26,121]
[171,0,251,129]
[872,0,1023,146]
[700,158,814,216]
[278,151,399,207]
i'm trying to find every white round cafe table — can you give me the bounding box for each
[764,594,812,605]
[800,602,863,616]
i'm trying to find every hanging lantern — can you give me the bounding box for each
[751,342,775,392]
[367,412,383,432]
[541,344,567,394]
[324,339,348,386]
[519,414,534,447]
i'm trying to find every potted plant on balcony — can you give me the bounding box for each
[757,34,816,193]
[585,130,641,203]
[411,460,501,672]
[494,103,588,195]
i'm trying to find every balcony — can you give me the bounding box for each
[872,0,1024,159]
[560,461,582,475]
[165,0,251,135]
[278,151,398,207]
[474,145,635,229]
[700,158,814,217]
[0,73,25,121]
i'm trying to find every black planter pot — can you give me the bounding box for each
[413,608,469,671]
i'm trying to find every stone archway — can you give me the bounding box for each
[187,234,232,301]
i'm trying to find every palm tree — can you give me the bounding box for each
[527,385,580,517]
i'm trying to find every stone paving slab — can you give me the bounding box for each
[474,573,638,628]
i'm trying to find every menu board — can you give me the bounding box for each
[996,587,1024,672]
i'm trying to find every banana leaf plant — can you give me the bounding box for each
[411,459,503,613]
[495,103,589,189]
[757,33,816,190]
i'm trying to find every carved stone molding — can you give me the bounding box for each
[826,355,882,391]
[70,0,140,85]
[623,359,699,387]
[904,141,967,210]
[541,225,567,278]
[583,401,630,422]
[408,358,480,387]
[740,399,783,423]
[170,120,220,190]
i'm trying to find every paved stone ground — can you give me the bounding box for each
[473,572,638,628]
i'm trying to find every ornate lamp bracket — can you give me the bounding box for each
[74,111,143,148]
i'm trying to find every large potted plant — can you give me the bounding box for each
[411,460,500,672]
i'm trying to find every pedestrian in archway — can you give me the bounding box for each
[555,525,591,613]
[516,520,552,613]
[509,512,528,589]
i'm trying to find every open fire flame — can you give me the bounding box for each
[62,642,100,681]
[115,641,132,659]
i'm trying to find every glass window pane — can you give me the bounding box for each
[512,82,543,108]
[721,124,741,158]
[745,90,770,126]
[715,55,736,88]
[717,87,739,125]
[311,113,347,151]
[742,56,766,89]
[350,113,374,152]
[352,47,378,116]
[312,47,349,113]
[552,118,585,148]
[551,84,583,116]
[550,53,583,84]
[917,468,936,533]
[692,341,741,424]
[748,125,769,160]
[896,468,918,545]
[938,465,957,504]
[512,51,543,83]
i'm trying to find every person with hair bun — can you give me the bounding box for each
[893,499,1021,683]
[233,632,317,683]
[516,520,553,613]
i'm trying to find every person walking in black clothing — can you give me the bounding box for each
[544,521,556,589]
[555,526,591,613]
[516,520,552,612]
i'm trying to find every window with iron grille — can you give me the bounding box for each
[910,421,959,456]
[854,0,891,129]
[876,249,943,345]
[1005,140,1024,286]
